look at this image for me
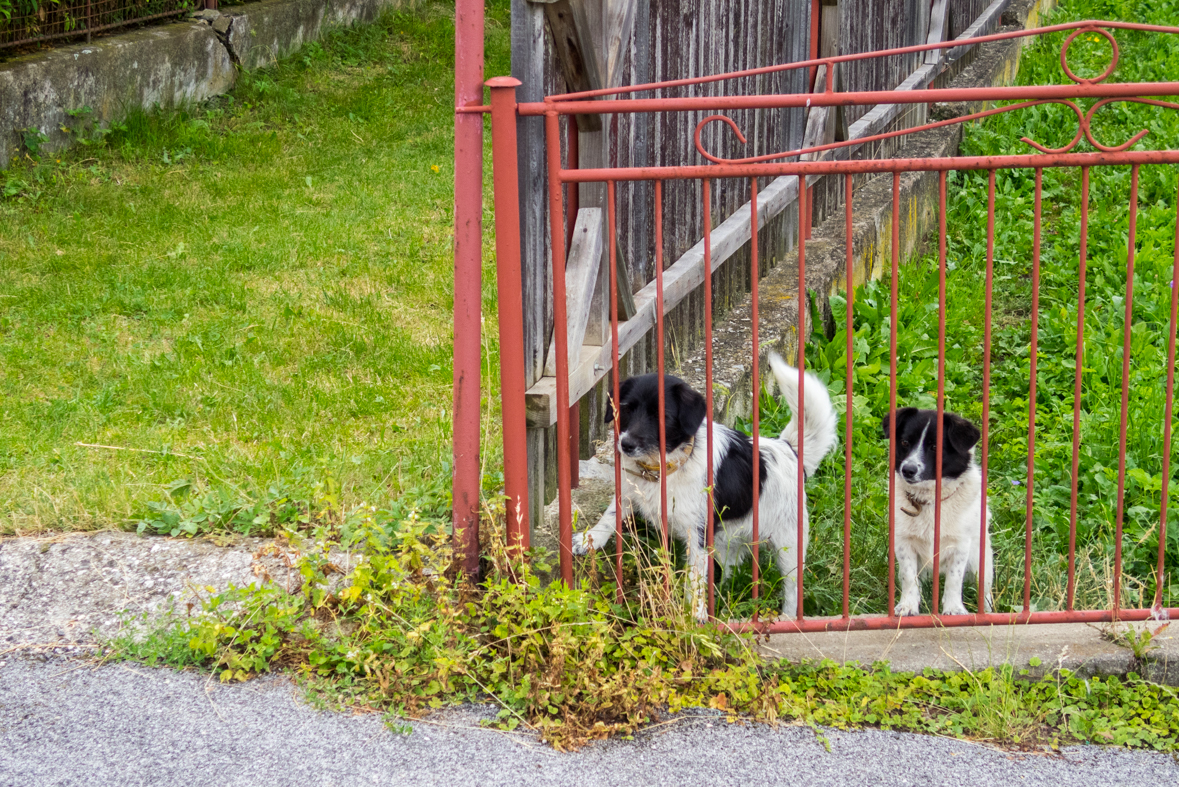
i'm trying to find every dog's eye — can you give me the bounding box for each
[900,440,910,448]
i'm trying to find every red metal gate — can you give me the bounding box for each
[465,19,1179,632]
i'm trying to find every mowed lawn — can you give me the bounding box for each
[0,1,508,535]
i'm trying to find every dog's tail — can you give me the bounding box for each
[767,351,838,478]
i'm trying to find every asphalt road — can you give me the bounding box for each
[2,656,1177,787]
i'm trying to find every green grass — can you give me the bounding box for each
[0,1,510,536]
[741,0,1179,616]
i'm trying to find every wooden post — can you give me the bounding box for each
[513,0,552,541]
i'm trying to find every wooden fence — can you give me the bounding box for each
[512,0,1014,532]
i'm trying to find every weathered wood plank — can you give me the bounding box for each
[544,208,604,377]
[526,171,803,426]
[604,0,638,88]
[926,0,950,65]
[513,0,549,391]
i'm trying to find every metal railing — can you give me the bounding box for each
[473,20,1179,632]
[0,0,209,51]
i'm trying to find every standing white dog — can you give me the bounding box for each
[882,407,994,616]
[572,353,837,621]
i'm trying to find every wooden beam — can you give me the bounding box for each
[820,1,848,142]
[539,0,603,131]
[615,245,637,321]
[544,208,604,377]
[603,0,638,89]
[925,0,950,66]
[526,173,803,427]
[801,65,837,163]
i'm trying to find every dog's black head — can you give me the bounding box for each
[881,407,980,484]
[605,374,707,461]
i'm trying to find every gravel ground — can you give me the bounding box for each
[2,656,1177,787]
[0,532,356,651]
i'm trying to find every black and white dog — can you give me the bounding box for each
[572,353,837,621]
[882,407,994,616]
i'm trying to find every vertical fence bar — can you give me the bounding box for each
[1068,167,1090,611]
[544,108,573,582]
[1024,168,1043,614]
[1157,177,1179,612]
[487,77,531,557]
[888,172,900,615]
[843,173,854,620]
[1114,164,1141,618]
[704,179,717,620]
[566,122,580,491]
[655,181,671,590]
[608,181,623,603]
[806,0,820,242]
[933,170,948,616]
[751,176,761,615]
[451,0,485,577]
[980,170,995,614]
[797,177,807,622]
[566,125,580,250]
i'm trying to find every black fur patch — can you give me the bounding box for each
[711,430,769,525]
[881,407,980,482]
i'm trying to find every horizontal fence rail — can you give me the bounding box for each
[0,0,202,50]
[484,21,1179,632]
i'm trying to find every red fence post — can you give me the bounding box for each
[452,0,484,578]
[487,77,532,554]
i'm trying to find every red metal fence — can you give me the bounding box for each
[0,0,208,50]
[461,19,1179,632]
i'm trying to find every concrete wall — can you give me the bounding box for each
[0,0,405,158]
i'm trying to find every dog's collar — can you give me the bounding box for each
[624,437,695,482]
[898,484,960,517]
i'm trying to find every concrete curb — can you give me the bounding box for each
[759,621,1179,684]
[1,0,405,158]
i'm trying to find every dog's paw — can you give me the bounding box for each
[571,532,596,556]
[941,601,969,616]
[893,599,921,617]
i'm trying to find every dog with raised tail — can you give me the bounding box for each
[882,407,994,617]
[572,352,838,621]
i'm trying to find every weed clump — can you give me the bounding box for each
[169,507,773,750]
[108,501,1179,752]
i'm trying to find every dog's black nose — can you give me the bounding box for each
[620,436,638,454]
[901,464,920,483]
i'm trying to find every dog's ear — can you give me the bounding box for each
[944,412,981,454]
[881,407,917,440]
[671,379,707,436]
[605,377,634,423]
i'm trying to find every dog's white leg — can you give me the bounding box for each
[772,538,799,619]
[981,536,994,613]
[894,541,922,616]
[571,498,631,555]
[684,531,711,624]
[940,550,970,616]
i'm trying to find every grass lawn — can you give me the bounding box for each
[0,1,509,536]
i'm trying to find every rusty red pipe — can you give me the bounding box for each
[451,0,484,577]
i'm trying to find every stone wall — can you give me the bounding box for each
[0,0,406,157]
